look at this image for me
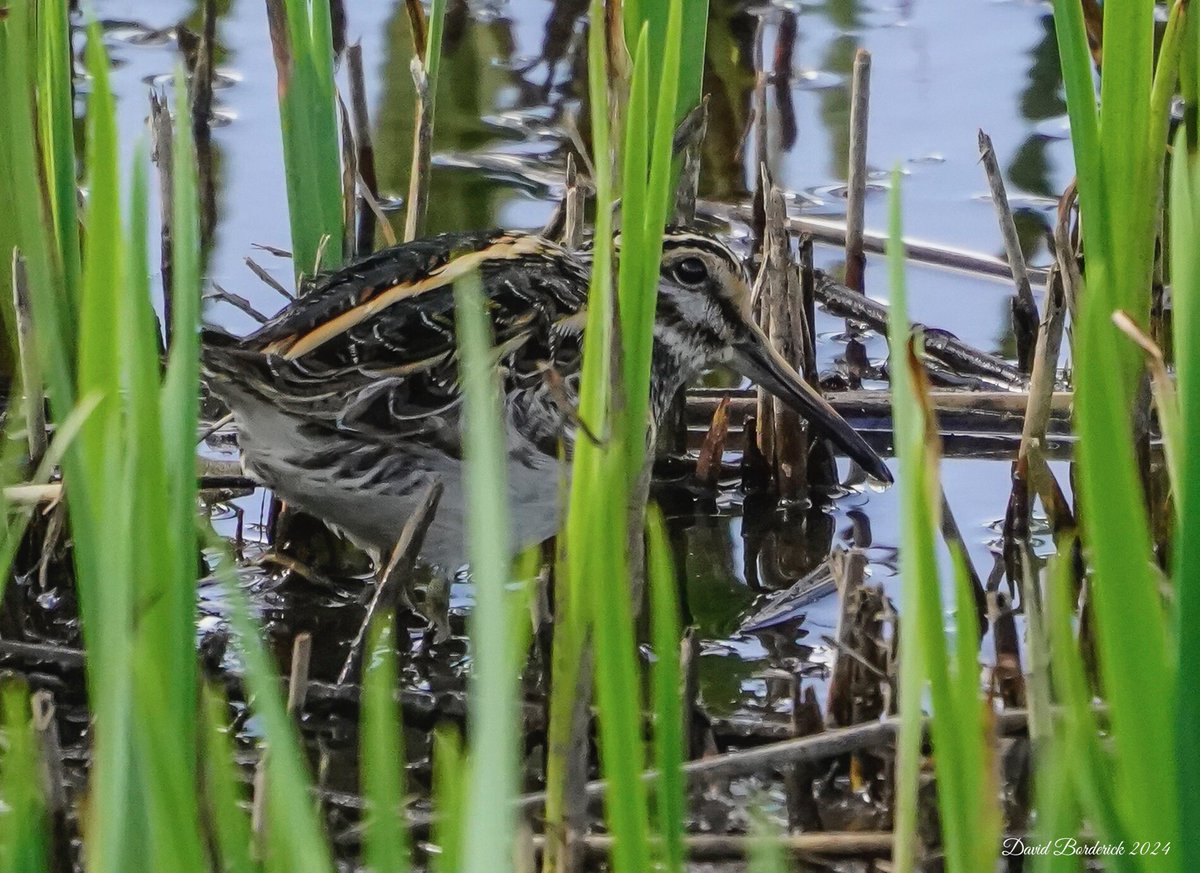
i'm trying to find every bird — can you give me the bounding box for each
[202,228,892,572]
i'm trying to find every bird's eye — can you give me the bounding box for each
[672,256,708,285]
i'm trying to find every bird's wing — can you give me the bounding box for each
[205,230,589,449]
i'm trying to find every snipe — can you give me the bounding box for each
[203,229,891,571]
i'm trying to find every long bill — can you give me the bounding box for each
[731,322,893,483]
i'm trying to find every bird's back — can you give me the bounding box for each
[202,230,590,565]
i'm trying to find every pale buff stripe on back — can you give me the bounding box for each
[276,235,546,361]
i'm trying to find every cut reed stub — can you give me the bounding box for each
[694,394,731,488]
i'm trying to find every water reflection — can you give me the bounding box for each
[375,0,524,232]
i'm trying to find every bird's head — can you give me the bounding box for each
[650,230,892,484]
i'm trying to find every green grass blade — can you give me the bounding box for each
[1171,124,1200,869]
[1031,736,1081,873]
[618,28,652,473]
[425,0,448,102]
[200,685,259,873]
[624,0,706,124]
[1044,552,1138,873]
[212,547,334,873]
[887,168,922,873]
[0,680,49,873]
[270,0,344,277]
[746,808,787,873]
[123,144,207,873]
[36,0,81,323]
[431,727,465,873]
[1051,0,1177,855]
[647,504,683,873]
[1,1,74,418]
[361,614,411,873]
[455,271,519,873]
[160,70,203,740]
[561,4,653,872]
[622,0,683,479]
[77,21,125,507]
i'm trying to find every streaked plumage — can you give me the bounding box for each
[203,229,891,570]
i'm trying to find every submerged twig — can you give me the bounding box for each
[687,388,1074,438]
[511,706,1070,816]
[814,271,1030,390]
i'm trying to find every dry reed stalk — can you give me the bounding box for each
[785,682,823,830]
[150,92,175,346]
[687,388,1074,438]
[747,209,1047,281]
[193,0,218,246]
[403,0,428,58]
[1018,267,1068,457]
[337,92,358,260]
[824,547,881,728]
[563,154,583,250]
[1054,182,1083,319]
[750,22,769,254]
[978,129,1038,372]
[347,43,381,255]
[672,97,708,225]
[244,256,295,300]
[844,49,871,294]
[207,284,269,323]
[762,180,809,498]
[403,61,433,242]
